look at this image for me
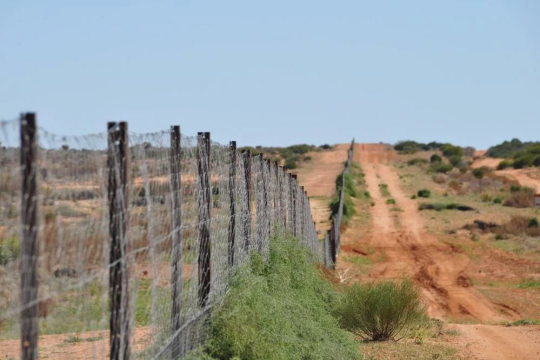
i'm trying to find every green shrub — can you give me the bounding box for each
[363,191,371,199]
[417,189,431,198]
[411,195,417,200]
[430,154,442,163]
[513,155,535,169]
[529,218,539,228]
[283,158,297,170]
[472,168,485,179]
[334,279,427,341]
[441,144,463,159]
[330,193,356,224]
[206,234,359,360]
[379,183,390,197]
[497,160,513,170]
[493,197,503,204]
[510,185,522,192]
[319,144,332,150]
[386,198,396,205]
[0,236,20,265]
[336,173,359,198]
[407,158,428,166]
[449,155,463,167]
[430,163,453,174]
[303,156,312,162]
[419,203,475,211]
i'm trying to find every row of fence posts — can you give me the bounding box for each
[18,113,320,360]
[323,140,355,269]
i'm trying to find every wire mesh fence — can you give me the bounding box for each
[322,140,355,269]
[0,113,331,360]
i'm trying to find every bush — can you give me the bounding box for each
[431,163,453,174]
[430,154,442,163]
[513,155,535,169]
[504,188,534,208]
[449,155,463,167]
[472,168,486,179]
[330,193,356,223]
[493,197,503,204]
[417,189,431,198]
[419,203,475,211]
[283,158,297,170]
[0,236,20,265]
[407,158,428,166]
[441,144,463,159]
[336,173,359,198]
[497,160,513,170]
[386,198,396,205]
[334,279,427,341]
[205,234,358,359]
[529,218,539,228]
[319,144,332,150]
[303,156,312,162]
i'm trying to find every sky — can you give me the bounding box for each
[1,0,539,149]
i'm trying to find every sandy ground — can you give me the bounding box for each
[293,145,349,234]
[338,144,540,359]
[451,324,540,360]
[0,327,153,360]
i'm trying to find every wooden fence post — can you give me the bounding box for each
[241,150,252,250]
[288,174,296,236]
[108,121,131,360]
[228,141,237,267]
[197,132,211,307]
[20,112,38,360]
[170,125,183,358]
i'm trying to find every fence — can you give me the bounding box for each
[322,140,355,269]
[0,113,321,360]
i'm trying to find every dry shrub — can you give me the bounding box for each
[448,180,462,192]
[495,216,540,237]
[503,191,534,208]
[433,174,446,184]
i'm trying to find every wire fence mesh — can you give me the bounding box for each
[0,113,340,360]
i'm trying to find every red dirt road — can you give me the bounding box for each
[342,144,540,359]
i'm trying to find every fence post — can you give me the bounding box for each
[262,159,270,248]
[170,125,183,358]
[20,113,38,360]
[241,150,252,250]
[255,155,264,252]
[197,132,211,307]
[228,141,237,267]
[289,174,296,236]
[107,121,131,360]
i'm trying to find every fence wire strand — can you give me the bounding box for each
[0,116,337,360]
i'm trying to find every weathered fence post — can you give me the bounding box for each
[108,121,131,360]
[228,141,237,267]
[197,132,211,307]
[255,155,264,252]
[288,174,294,235]
[170,125,183,358]
[20,112,38,360]
[241,150,252,250]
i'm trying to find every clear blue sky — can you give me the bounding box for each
[1,1,539,149]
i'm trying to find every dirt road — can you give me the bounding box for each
[452,324,540,360]
[293,144,349,233]
[355,144,515,321]
[340,144,540,359]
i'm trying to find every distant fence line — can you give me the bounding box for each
[0,113,352,360]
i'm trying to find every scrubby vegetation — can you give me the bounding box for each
[488,139,540,169]
[417,189,431,198]
[330,167,361,224]
[202,234,359,360]
[334,279,428,341]
[238,143,329,170]
[419,203,475,212]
